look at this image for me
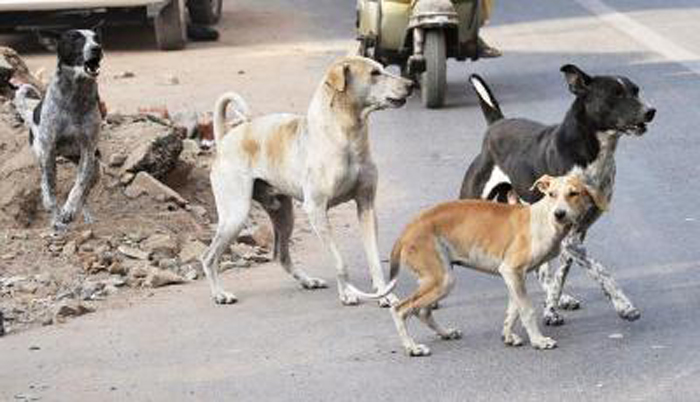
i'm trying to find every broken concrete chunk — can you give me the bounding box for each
[124,172,188,206]
[179,240,207,263]
[145,268,186,288]
[117,245,151,260]
[121,126,183,180]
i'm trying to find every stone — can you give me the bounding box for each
[144,268,186,288]
[125,172,187,207]
[120,172,135,185]
[121,126,183,180]
[179,240,207,263]
[108,261,128,276]
[157,258,179,270]
[61,240,77,256]
[79,229,94,243]
[0,146,41,227]
[108,153,127,167]
[237,224,273,249]
[142,233,179,259]
[114,71,135,79]
[53,300,94,323]
[183,269,198,281]
[118,245,151,260]
[79,280,105,300]
[129,265,149,278]
[189,205,208,222]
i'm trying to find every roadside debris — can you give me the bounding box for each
[0,46,274,334]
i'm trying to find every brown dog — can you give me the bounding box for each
[386,173,606,356]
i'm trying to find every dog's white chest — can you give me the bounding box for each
[573,131,619,203]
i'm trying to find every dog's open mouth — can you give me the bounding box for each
[621,122,647,136]
[84,58,101,77]
[386,97,407,108]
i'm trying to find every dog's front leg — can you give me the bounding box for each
[356,189,397,308]
[303,199,359,306]
[58,150,98,229]
[500,267,557,350]
[563,241,641,321]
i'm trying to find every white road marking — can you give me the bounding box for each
[574,0,700,75]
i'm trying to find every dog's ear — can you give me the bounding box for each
[531,175,554,194]
[583,184,609,212]
[326,62,349,92]
[561,64,591,96]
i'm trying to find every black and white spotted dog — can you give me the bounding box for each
[459,65,655,325]
[14,29,103,231]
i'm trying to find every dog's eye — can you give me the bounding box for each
[371,69,381,77]
[548,192,556,197]
[569,191,580,197]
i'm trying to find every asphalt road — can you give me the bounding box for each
[2,0,700,400]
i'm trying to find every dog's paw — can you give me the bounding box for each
[300,277,327,290]
[531,336,557,350]
[558,294,581,310]
[543,310,565,326]
[82,209,94,224]
[51,219,69,234]
[502,333,524,347]
[440,329,462,341]
[213,291,238,305]
[618,305,641,321]
[407,344,431,357]
[377,293,399,308]
[339,292,360,306]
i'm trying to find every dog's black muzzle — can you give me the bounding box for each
[621,106,656,136]
[84,46,103,77]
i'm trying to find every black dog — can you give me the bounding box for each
[14,29,103,231]
[460,65,655,325]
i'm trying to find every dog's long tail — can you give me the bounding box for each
[213,91,251,148]
[13,83,41,126]
[469,74,504,125]
[345,238,402,301]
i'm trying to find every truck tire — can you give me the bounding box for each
[420,29,447,108]
[188,0,223,25]
[155,0,186,51]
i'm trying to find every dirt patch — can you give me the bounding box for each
[0,99,272,335]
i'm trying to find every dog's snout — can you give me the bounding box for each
[554,209,566,222]
[644,107,656,122]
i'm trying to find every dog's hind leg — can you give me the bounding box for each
[418,307,462,341]
[259,192,327,290]
[201,170,253,304]
[35,141,60,225]
[563,240,640,321]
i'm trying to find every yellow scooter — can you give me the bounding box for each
[357,0,484,108]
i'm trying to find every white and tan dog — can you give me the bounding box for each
[201,56,413,305]
[385,173,606,356]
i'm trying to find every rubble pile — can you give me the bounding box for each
[0,51,273,335]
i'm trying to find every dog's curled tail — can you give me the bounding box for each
[13,84,41,126]
[469,74,504,125]
[213,91,251,147]
[343,240,402,302]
